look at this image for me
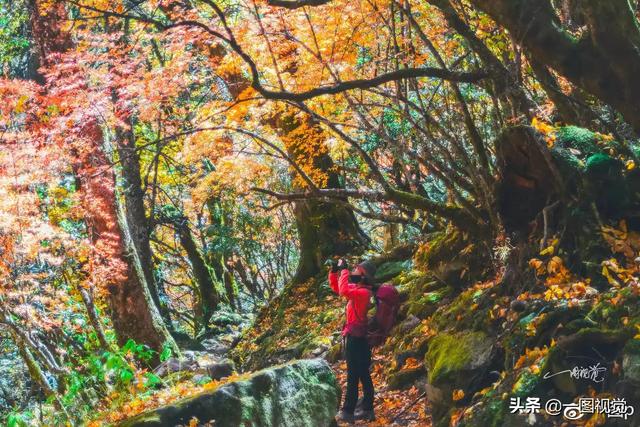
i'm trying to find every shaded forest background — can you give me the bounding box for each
[0,0,639,425]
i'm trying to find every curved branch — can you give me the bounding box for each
[254,68,488,101]
[267,0,331,9]
[469,0,640,132]
[252,186,477,227]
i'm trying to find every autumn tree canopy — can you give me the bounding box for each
[0,0,639,425]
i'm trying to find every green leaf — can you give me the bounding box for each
[119,368,134,383]
[7,413,22,427]
[193,375,212,385]
[144,372,163,388]
[159,344,173,362]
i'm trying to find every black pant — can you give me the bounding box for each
[342,335,374,413]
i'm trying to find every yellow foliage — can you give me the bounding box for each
[514,346,548,370]
[531,117,557,147]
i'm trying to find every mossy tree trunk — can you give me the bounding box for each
[110,181,179,358]
[73,122,178,359]
[114,114,172,326]
[267,108,369,284]
[205,198,237,310]
[79,287,113,352]
[11,330,65,412]
[292,198,368,283]
[495,125,639,291]
[174,217,221,330]
[468,0,640,133]
[495,125,570,293]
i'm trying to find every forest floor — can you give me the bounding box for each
[332,355,431,426]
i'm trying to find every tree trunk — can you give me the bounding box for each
[208,48,368,284]
[495,125,639,290]
[292,199,367,283]
[14,333,57,400]
[494,126,565,233]
[75,122,178,358]
[205,198,237,309]
[468,0,640,133]
[79,287,113,352]
[267,109,369,284]
[110,181,179,358]
[114,121,171,324]
[223,270,237,310]
[175,219,221,330]
[26,0,177,358]
[26,0,72,82]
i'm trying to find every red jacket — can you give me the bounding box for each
[329,269,372,337]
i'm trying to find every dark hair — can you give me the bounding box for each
[357,260,377,286]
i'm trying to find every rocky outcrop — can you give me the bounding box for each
[119,358,339,427]
[425,331,501,424]
[451,291,640,427]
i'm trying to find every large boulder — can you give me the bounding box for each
[119,359,339,427]
[425,331,501,425]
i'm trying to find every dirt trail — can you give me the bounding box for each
[333,353,432,426]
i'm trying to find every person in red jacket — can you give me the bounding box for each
[329,258,377,423]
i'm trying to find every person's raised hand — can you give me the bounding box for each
[325,258,339,273]
[337,258,349,271]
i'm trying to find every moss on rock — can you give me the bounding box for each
[414,229,462,272]
[512,369,540,397]
[119,359,339,427]
[556,126,599,154]
[413,227,491,288]
[456,393,507,427]
[375,259,412,283]
[623,339,640,384]
[426,331,492,385]
[430,287,492,331]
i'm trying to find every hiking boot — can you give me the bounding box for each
[336,410,355,424]
[354,409,376,421]
[355,397,364,412]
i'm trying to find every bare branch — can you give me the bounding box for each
[266,0,331,9]
[251,186,477,227]
[254,68,488,101]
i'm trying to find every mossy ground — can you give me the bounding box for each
[231,274,344,371]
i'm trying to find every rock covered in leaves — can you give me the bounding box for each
[451,288,640,427]
[118,358,339,427]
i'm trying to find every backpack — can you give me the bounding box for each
[366,283,400,347]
